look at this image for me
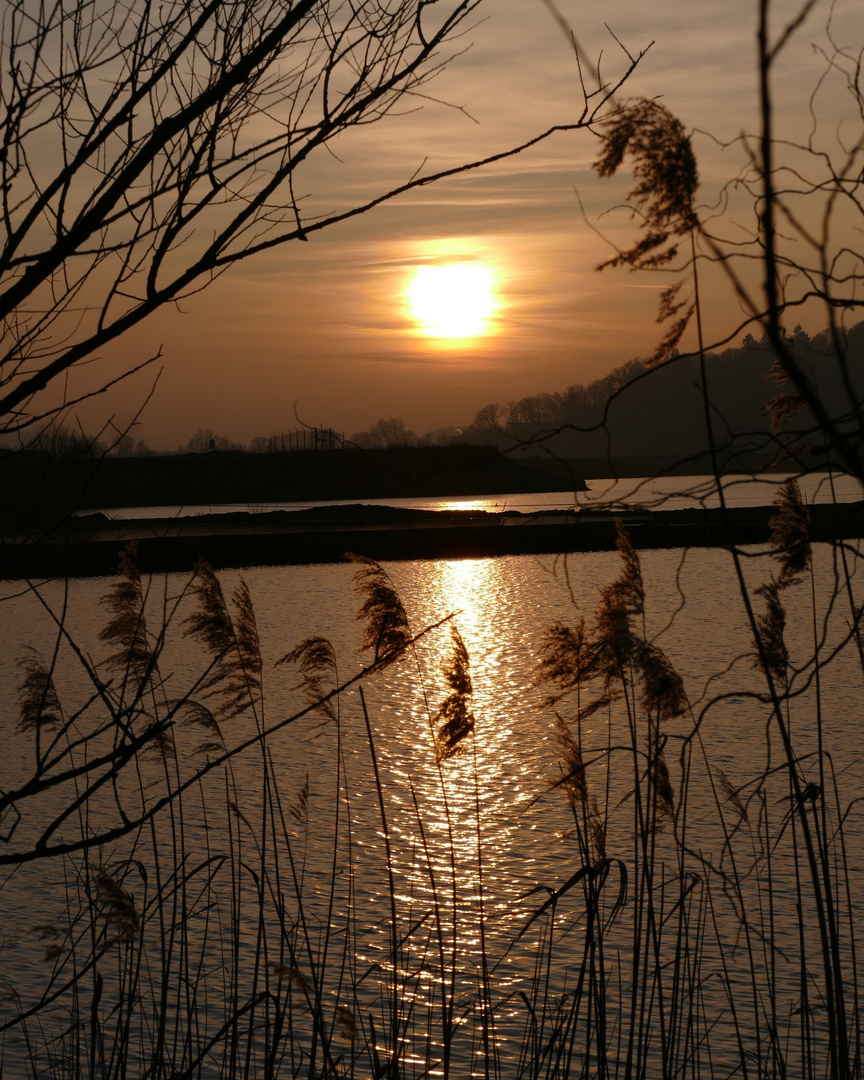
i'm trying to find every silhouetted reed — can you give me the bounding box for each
[277,636,338,723]
[17,649,63,735]
[185,558,263,724]
[348,551,411,666]
[433,624,476,762]
[595,98,700,363]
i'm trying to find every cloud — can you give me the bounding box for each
[83,0,862,445]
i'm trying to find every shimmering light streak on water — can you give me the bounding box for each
[309,554,571,1054]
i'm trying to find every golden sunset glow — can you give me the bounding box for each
[406,263,497,339]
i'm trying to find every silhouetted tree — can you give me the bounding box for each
[186,428,239,453]
[26,421,105,459]
[111,435,157,458]
[473,403,508,429]
[352,417,418,449]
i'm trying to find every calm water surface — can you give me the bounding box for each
[2,529,863,1074]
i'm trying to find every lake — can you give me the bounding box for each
[2,475,863,1077]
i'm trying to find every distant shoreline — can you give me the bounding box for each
[3,501,863,580]
[0,445,587,525]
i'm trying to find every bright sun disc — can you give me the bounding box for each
[407,263,497,339]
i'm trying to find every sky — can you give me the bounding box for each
[73,0,861,450]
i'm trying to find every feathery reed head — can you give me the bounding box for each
[140,717,176,762]
[717,768,748,822]
[94,866,139,944]
[550,712,588,809]
[768,479,811,585]
[589,797,607,870]
[287,773,310,823]
[765,388,807,430]
[178,700,226,754]
[277,636,338,722]
[267,961,310,992]
[184,562,262,721]
[230,579,262,681]
[637,641,687,721]
[611,521,645,616]
[650,743,675,823]
[99,542,152,682]
[593,522,645,679]
[595,98,699,265]
[335,1004,357,1041]
[31,924,69,963]
[347,553,410,666]
[764,352,813,431]
[434,624,475,762]
[594,99,699,362]
[535,618,593,704]
[17,648,63,734]
[184,558,234,657]
[753,579,789,681]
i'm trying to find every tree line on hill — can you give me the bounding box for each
[460,323,864,462]
[351,323,864,461]
[5,322,861,462]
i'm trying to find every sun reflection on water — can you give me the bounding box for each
[366,555,560,1035]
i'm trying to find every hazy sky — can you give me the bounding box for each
[80,0,859,449]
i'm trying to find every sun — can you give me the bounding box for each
[406,263,497,340]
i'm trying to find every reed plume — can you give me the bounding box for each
[768,478,811,586]
[267,962,310,992]
[535,618,593,705]
[31,924,68,962]
[765,387,808,430]
[347,553,410,667]
[93,866,139,945]
[277,636,338,722]
[753,579,789,681]
[98,542,152,683]
[550,712,588,809]
[184,558,234,658]
[287,773,310,824]
[593,522,645,684]
[178,700,225,754]
[335,1004,357,1041]
[717,768,748,822]
[184,560,262,722]
[595,98,699,362]
[433,624,475,762]
[648,734,675,822]
[139,716,176,761]
[589,797,608,870]
[749,482,808,681]
[636,640,687,721]
[595,99,699,264]
[17,648,63,734]
[765,348,812,431]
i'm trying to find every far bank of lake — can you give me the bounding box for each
[4,489,864,579]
